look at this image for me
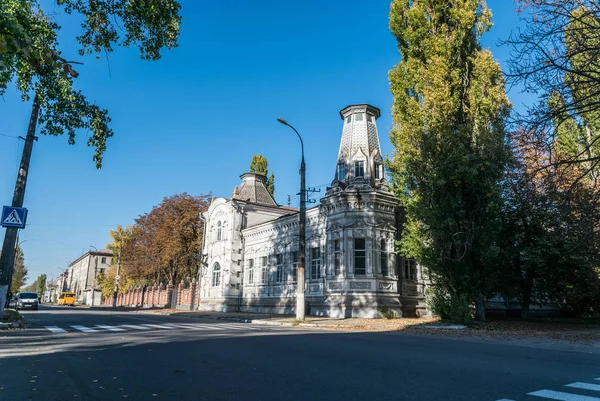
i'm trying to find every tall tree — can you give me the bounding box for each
[104,193,211,288]
[249,154,275,197]
[35,273,46,297]
[387,0,511,321]
[11,245,27,292]
[506,1,600,180]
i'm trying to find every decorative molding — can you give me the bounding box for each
[350,281,371,290]
[328,282,342,290]
[379,282,395,291]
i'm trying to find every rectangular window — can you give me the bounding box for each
[354,161,364,177]
[292,251,298,282]
[334,240,341,276]
[355,113,364,121]
[248,259,254,284]
[346,115,352,124]
[338,163,345,181]
[381,242,388,276]
[311,247,321,280]
[276,254,283,283]
[367,114,374,123]
[404,259,417,280]
[374,164,380,179]
[101,257,107,264]
[261,256,268,283]
[354,238,366,276]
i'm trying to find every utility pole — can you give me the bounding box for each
[0,96,40,315]
[112,254,121,308]
[277,117,306,321]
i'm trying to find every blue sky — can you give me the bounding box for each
[0,0,524,284]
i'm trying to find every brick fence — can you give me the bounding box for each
[102,280,198,310]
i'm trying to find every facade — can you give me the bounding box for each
[67,249,113,305]
[199,104,426,318]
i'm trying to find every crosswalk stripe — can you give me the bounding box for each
[95,325,125,332]
[118,324,151,330]
[71,325,98,333]
[566,383,600,392]
[142,324,176,330]
[45,326,67,333]
[529,389,600,401]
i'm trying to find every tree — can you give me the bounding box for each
[387,0,511,321]
[1,0,182,167]
[505,1,600,181]
[35,273,46,296]
[249,154,275,197]
[105,193,211,289]
[22,279,36,292]
[11,244,27,291]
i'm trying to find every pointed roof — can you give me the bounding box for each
[231,172,277,206]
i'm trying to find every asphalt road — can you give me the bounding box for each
[0,306,598,401]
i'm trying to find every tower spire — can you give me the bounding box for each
[327,104,389,195]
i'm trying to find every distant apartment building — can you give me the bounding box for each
[67,249,113,305]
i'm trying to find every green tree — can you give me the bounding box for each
[249,154,275,197]
[35,273,46,296]
[11,244,27,291]
[506,1,600,180]
[387,0,511,322]
[22,279,36,292]
[0,0,182,167]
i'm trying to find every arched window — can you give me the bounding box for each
[212,263,221,287]
[380,239,389,276]
[217,221,222,241]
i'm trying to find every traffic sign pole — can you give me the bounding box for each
[0,96,40,314]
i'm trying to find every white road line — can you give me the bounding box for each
[567,383,600,392]
[142,324,176,330]
[95,325,126,332]
[71,325,98,333]
[44,326,67,333]
[118,324,151,330]
[529,389,600,401]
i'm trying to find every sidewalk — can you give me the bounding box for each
[133,308,600,347]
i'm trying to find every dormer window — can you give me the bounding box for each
[354,113,364,122]
[346,115,352,124]
[337,163,345,181]
[354,161,365,177]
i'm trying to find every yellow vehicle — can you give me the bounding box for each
[58,292,76,306]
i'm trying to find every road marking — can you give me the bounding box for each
[566,383,600,392]
[529,389,600,400]
[71,325,98,333]
[95,325,125,332]
[142,324,176,330]
[44,326,67,333]
[118,324,151,330]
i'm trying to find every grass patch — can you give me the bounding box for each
[2,308,22,323]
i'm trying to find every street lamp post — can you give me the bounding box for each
[277,117,306,321]
[89,245,98,307]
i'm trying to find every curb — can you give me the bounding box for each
[0,320,23,330]
[133,310,296,327]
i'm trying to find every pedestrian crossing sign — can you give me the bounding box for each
[1,206,27,228]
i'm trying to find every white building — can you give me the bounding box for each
[67,249,113,305]
[199,104,426,318]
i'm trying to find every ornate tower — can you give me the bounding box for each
[327,104,389,195]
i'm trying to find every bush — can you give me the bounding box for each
[425,287,471,324]
[377,307,400,319]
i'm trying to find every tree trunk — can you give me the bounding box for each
[474,293,486,321]
[521,272,533,321]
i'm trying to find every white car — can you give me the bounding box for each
[16,292,39,310]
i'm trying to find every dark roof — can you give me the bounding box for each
[231,172,277,206]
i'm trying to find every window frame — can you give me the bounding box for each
[354,238,366,276]
[380,239,388,276]
[354,160,365,177]
[337,163,345,181]
[217,221,222,241]
[310,247,321,280]
[276,254,283,283]
[354,113,364,122]
[248,258,254,284]
[291,251,298,282]
[261,256,268,283]
[212,263,221,287]
[334,239,342,276]
[403,259,417,280]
